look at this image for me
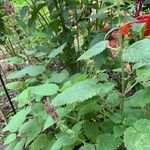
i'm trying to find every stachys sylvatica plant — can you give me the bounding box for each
[1,0,150,150]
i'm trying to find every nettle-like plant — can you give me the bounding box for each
[1,0,150,150]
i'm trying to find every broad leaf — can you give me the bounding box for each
[124,119,150,150]
[13,138,26,150]
[15,89,31,107]
[6,81,24,90]
[29,83,59,96]
[29,134,50,150]
[83,121,100,142]
[7,56,24,65]
[79,144,95,150]
[48,70,69,83]
[4,134,16,145]
[7,65,46,79]
[125,88,150,108]
[51,134,75,150]
[52,79,105,106]
[123,39,150,63]
[3,107,31,132]
[78,41,108,60]
[6,141,17,150]
[96,133,121,150]
[25,122,42,146]
[48,43,66,59]
[43,116,55,131]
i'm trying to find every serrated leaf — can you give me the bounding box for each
[15,89,31,107]
[126,88,150,108]
[29,83,59,96]
[83,121,100,142]
[96,133,121,150]
[7,65,46,79]
[29,134,49,150]
[109,113,123,124]
[25,122,42,146]
[52,79,102,106]
[78,41,108,60]
[48,43,66,59]
[4,134,16,145]
[43,116,55,131]
[51,134,75,150]
[123,39,150,63]
[48,70,69,83]
[124,119,150,150]
[79,144,95,150]
[18,119,37,135]
[3,107,31,132]
[113,125,126,138]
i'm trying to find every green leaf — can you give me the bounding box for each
[136,65,150,82]
[109,113,123,124]
[29,134,49,150]
[6,141,17,150]
[48,43,66,59]
[4,134,16,145]
[3,107,31,132]
[79,144,95,150]
[15,89,31,107]
[7,65,46,79]
[52,79,103,106]
[124,119,150,150]
[96,133,121,150]
[43,116,55,131]
[25,121,42,146]
[123,39,150,63]
[113,125,126,138]
[6,81,23,90]
[51,134,75,150]
[126,88,150,108]
[7,56,24,65]
[29,83,59,96]
[48,70,69,83]
[20,6,29,19]
[78,41,108,60]
[13,138,26,150]
[83,121,100,142]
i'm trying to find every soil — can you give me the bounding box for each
[0,52,17,150]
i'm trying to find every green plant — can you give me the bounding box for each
[2,0,150,150]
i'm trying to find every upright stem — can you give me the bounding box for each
[53,0,67,31]
[120,35,125,113]
[118,4,125,113]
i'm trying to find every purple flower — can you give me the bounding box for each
[4,3,15,14]
[44,100,59,120]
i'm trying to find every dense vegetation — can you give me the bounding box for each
[1,0,150,149]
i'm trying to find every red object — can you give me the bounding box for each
[120,15,150,37]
